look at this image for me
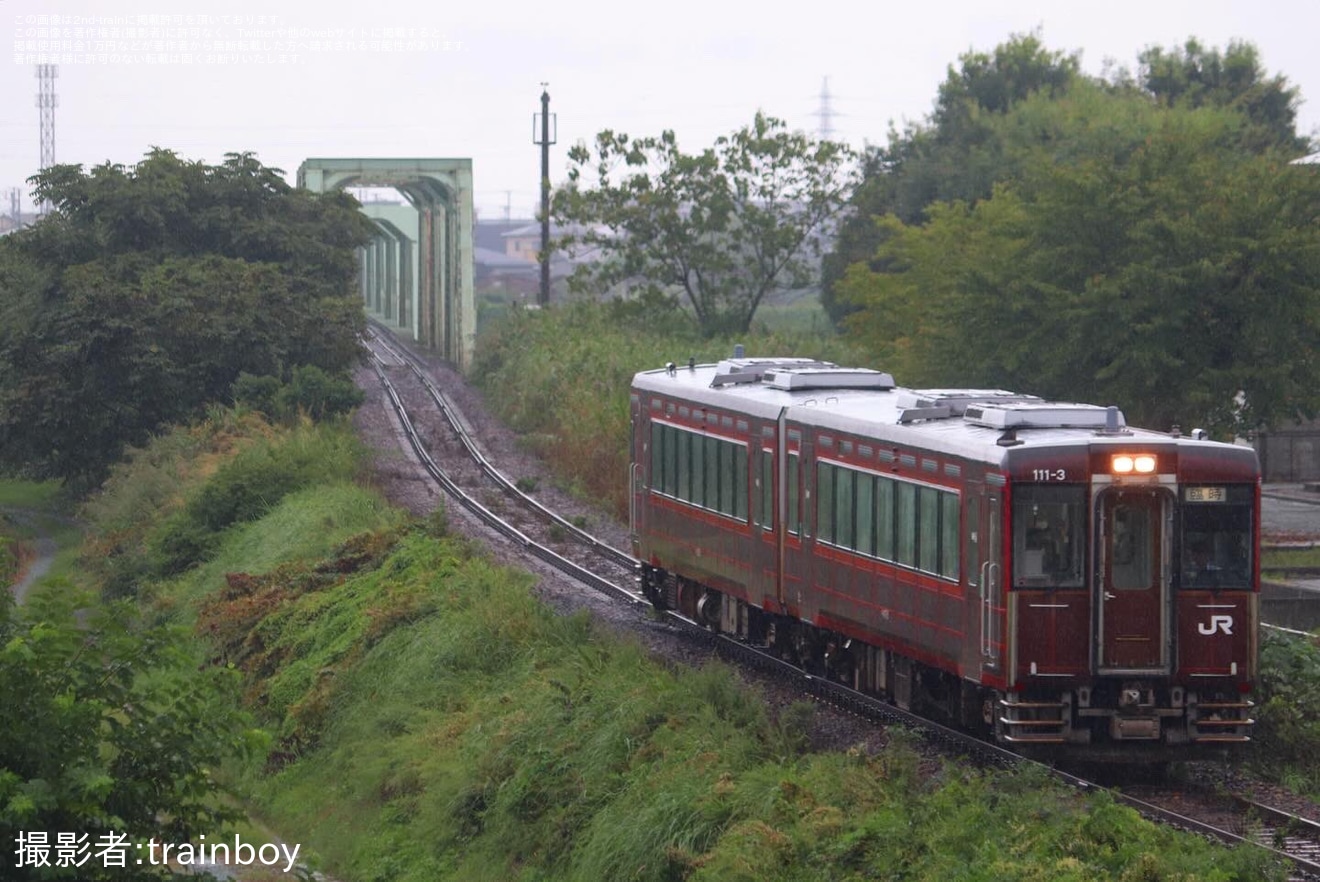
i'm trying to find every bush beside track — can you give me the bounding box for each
[60,398,1285,880]
[470,302,866,519]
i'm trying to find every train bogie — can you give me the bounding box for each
[630,357,1259,762]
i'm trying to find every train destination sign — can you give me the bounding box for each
[1185,486,1227,503]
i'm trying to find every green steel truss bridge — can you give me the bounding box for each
[298,158,475,369]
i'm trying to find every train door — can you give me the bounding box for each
[1096,487,1170,672]
[781,432,808,615]
[964,483,1003,678]
[756,443,779,608]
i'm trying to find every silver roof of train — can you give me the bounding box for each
[633,358,1247,466]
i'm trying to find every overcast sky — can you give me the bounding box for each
[4,0,1317,220]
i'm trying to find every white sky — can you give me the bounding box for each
[4,0,1317,219]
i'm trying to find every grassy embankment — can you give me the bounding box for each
[54,321,1286,879]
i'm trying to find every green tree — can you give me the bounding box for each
[1132,38,1309,154]
[552,112,856,335]
[0,150,373,485]
[822,34,1313,329]
[821,32,1081,325]
[0,586,256,880]
[842,85,1320,435]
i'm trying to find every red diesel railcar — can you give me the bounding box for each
[630,357,1257,761]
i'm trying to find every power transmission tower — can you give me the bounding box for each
[35,64,58,214]
[815,76,835,141]
[9,187,20,228]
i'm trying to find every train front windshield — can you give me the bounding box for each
[1180,485,1253,589]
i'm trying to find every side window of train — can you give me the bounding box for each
[856,472,875,556]
[650,423,662,490]
[836,466,855,550]
[787,453,801,535]
[876,476,894,560]
[941,492,960,580]
[817,461,834,544]
[734,445,748,522]
[895,481,917,567]
[758,449,773,528]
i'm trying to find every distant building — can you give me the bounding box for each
[470,219,605,301]
[0,212,38,235]
[1257,421,1320,483]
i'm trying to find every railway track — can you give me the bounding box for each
[361,324,1320,879]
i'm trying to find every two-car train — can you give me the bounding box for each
[630,356,1257,762]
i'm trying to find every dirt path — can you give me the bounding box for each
[3,506,69,604]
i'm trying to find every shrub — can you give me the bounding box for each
[233,364,364,423]
[1252,629,1320,793]
[139,422,364,578]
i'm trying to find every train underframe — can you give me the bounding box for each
[640,563,1253,763]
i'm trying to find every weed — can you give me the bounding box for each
[471,301,866,518]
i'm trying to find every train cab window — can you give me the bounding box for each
[1012,485,1085,588]
[1180,485,1252,589]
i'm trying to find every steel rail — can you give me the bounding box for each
[366,327,637,571]
[369,353,643,608]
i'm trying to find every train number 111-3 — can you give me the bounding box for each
[1032,469,1067,482]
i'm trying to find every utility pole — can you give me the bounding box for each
[532,85,556,306]
[35,64,58,214]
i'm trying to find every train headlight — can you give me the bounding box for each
[1111,454,1156,474]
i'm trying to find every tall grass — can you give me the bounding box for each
[471,301,865,517]
[82,412,371,599]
